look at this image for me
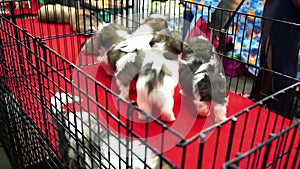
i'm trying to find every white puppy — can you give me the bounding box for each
[50,92,172,168]
[135,28,182,122]
[108,15,169,99]
[50,92,102,169]
[136,54,179,122]
[80,23,130,61]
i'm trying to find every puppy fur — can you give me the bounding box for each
[135,29,182,122]
[136,61,178,122]
[105,15,169,99]
[180,35,228,122]
[50,93,103,169]
[50,92,172,169]
[81,23,131,56]
[150,28,183,56]
[139,14,169,33]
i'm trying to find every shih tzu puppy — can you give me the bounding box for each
[50,92,172,169]
[81,23,131,57]
[104,14,169,98]
[179,35,228,122]
[135,28,182,122]
[50,92,103,169]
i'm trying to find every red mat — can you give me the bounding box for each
[15,18,75,38]
[6,18,299,169]
[71,62,298,169]
[0,0,39,17]
[13,18,89,65]
[4,51,298,169]
[4,47,298,169]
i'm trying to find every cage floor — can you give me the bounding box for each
[14,18,89,65]
[6,63,297,169]
[93,63,299,169]
[7,18,299,169]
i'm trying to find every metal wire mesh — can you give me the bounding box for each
[0,0,300,169]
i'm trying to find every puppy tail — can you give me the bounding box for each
[146,68,167,94]
[146,69,157,94]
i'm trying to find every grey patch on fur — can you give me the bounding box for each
[81,23,130,56]
[150,28,183,55]
[139,63,174,95]
[107,47,127,71]
[98,24,131,49]
[180,36,228,105]
[179,58,203,96]
[163,50,179,60]
[183,37,213,63]
[194,72,212,102]
[141,63,157,94]
[139,63,167,94]
[81,36,100,56]
[115,50,145,86]
[141,15,169,32]
[212,72,227,104]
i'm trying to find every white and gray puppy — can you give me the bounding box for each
[107,14,169,99]
[135,28,182,122]
[81,23,130,61]
[50,93,103,169]
[179,35,228,122]
[50,92,172,169]
[81,23,130,56]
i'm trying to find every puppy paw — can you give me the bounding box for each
[193,100,211,117]
[214,103,227,123]
[119,92,129,100]
[179,90,187,96]
[214,116,228,123]
[160,110,176,122]
[138,113,147,121]
[137,106,152,121]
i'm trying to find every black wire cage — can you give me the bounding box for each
[0,0,300,169]
[222,120,300,169]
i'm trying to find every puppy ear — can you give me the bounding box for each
[182,43,193,57]
[171,39,183,54]
[149,32,165,47]
[106,47,122,71]
[149,36,157,47]
[170,30,183,54]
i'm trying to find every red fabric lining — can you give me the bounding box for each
[0,0,39,17]
[6,18,299,169]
